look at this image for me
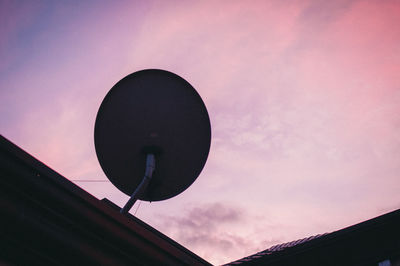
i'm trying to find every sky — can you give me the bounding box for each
[1,0,400,264]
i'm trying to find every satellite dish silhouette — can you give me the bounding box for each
[95,69,211,214]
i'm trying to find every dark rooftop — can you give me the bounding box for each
[227,234,327,265]
[0,135,211,265]
[225,208,400,265]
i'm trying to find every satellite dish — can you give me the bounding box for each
[95,69,211,213]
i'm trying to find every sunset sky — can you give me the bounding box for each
[1,0,400,264]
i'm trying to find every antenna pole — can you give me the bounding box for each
[120,154,155,214]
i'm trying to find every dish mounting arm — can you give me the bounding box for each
[120,154,155,214]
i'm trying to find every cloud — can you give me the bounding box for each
[153,201,329,264]
[155,202,268,264]
[164,202,243,231]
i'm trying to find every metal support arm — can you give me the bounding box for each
[120,154,155,214]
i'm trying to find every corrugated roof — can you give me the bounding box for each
[225,208,400,266]
[225,234,327,265]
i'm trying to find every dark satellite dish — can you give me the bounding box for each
[95,69,211,213]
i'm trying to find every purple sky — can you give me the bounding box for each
[1,1,400,264]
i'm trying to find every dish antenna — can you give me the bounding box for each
[94,69,211,214]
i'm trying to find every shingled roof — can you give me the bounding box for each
[226,209,400,265]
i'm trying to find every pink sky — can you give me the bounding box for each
[1,1,400,264]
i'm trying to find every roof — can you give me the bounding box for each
[226,208,400,266]
[227,234,327,264]
[0,135,211,265]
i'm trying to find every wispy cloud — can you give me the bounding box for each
[155,202,269,264]
[153,202,301,264]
